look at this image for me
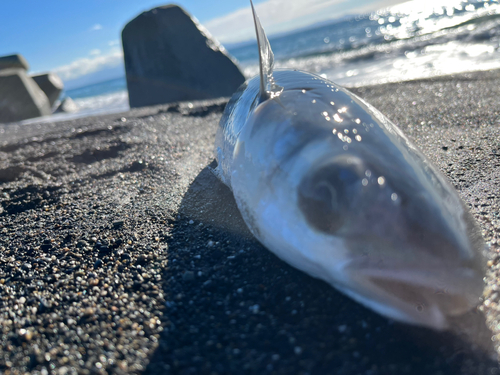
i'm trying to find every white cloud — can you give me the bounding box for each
[205,0,404,44]
[90,24,103,31]
[108,40,120,47]
[89,49,101,56]
[53,49,123,81]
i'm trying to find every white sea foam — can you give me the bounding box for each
[316,38,500,87]
[18,91,129,125]
[72,90,129,113]
[242,38,500,87]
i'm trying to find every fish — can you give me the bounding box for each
[213,0,485,330]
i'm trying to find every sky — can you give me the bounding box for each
[0,0,406,87]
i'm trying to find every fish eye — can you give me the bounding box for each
[298,155,365,234]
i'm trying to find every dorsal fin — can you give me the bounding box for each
[250,0,283,101]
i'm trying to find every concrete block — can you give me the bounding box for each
[55,97,79,113]
[32,73,64,108]
[122,5,245,108]
[0,54,29,71]
[0,69,51,123]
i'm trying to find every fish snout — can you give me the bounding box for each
[398,189,486,278]
[347,196,486,329]
[346,263,485,330]
[344,195,485,330]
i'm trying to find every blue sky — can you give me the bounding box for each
[0,0,405,86]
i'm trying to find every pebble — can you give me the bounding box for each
[113,220,125,229]
[121,252,132,261]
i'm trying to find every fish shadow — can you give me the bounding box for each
[144,164,499,375]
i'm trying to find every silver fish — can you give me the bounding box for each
[213,0,485,330]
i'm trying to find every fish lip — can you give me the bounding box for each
[348,262,481,293]
[341,261,484,330]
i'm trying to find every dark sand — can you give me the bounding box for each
[1,69,500,375]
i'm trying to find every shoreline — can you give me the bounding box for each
[5,65,500,130]
[1,69,500,374]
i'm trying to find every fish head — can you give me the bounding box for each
[296,148,485,330]
[231,72,485,330]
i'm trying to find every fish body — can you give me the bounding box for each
[214,1,485,330]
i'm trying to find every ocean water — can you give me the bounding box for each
[63,78,128,114]
[44,0,500,121]
[232,0,500,85]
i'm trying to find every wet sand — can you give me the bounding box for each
[1,69,500,374]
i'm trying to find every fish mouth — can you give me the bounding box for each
[343,264,484,330]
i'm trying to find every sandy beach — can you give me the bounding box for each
[1,69,500,374]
